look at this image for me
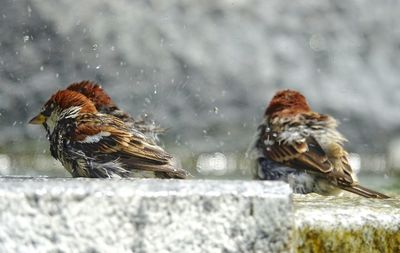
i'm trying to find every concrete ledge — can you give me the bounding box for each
[0,178,292,253]
[2,177,399,252]
[294,194,400,252]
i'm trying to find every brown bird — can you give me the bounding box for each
[29,89,187,179]
[250,89,389,198]
[67,80,165,144]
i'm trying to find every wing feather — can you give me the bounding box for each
[71,113,188,178]
[258,124,334,175]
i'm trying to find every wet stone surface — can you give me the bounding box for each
[1,177,399,252]
[294,194,400,252]
[0,178,293,253]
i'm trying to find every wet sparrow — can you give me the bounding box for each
[250,89,389,198]
[29,89,187,179]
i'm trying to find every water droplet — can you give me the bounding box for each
[40,66,44,71]
[272,133,278,137]
[92,44,98,50]
[96,65,101,70]
[23,35,30,43]
[266,147,271,151]
[213,107,219,114]
[55,73,59,78]
[264,139,274,146]
[266,127,271,132]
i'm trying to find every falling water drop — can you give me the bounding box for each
[213,107,219,114]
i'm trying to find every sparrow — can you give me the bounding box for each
[249,89,389,198]
[29,89,187,179]
[67,80,165,144]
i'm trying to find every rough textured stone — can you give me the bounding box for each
[294,194,400,252]
[0,178,293,253]
[1,177,400,252]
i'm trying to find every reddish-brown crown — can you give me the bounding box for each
[265,89,311,117]
[67,81,116,110]
[46,90,97,113]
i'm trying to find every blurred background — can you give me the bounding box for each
[0,0,399,192]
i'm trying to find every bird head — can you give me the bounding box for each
[265,89,311,117]
[67,80,119,114]
[29,89,97,134]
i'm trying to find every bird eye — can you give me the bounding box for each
[41,103,55,117]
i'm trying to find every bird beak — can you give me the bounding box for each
[29,113,46,125]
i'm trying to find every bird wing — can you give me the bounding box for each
[268,133,334,174]
[258,122,336,177]
[262,122,358,186]
[71,113,188,178]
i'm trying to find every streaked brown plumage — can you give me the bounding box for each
[29,89,187,179]
[251,89,389,198]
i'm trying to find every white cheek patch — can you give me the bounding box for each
[80,131,111,143]
[46,111,59,135]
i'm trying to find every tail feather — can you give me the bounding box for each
[341,184,390,199]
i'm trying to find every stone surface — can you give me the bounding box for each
[294,194,400,252]
[0,178,293,253]
[1,177,400,252]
